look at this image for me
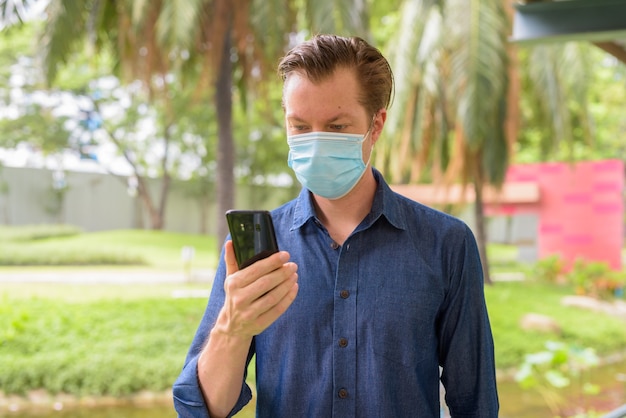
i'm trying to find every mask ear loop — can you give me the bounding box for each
[367,113,377,136]
[364,111,380,165]
[362,114,378,168]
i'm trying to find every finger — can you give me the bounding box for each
[238,251,291,288]
[224,240,239,276]
[250,267,298,315]
[255,279,299,330]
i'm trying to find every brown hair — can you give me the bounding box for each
[277,35,394,118]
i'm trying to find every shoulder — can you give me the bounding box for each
[390,188,472,236]
[408,195,465,226]
[375,169,471,238]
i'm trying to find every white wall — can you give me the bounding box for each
[0,166,299,234]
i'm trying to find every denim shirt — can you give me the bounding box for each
[173,169,499,418]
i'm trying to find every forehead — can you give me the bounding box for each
[283,67,365,120]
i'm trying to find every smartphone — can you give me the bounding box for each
[225,210,279,269]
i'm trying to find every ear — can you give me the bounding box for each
[371,109,387,146]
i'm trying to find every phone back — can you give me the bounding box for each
[226,210,279,268]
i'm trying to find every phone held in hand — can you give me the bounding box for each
[225,210,279,269]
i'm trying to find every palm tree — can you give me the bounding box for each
[375,0,510,284]
[376,0,604,284]
[35,0,372,243]
[517,42,595,161]
[35,0,258,233]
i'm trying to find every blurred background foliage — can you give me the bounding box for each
[0,0,625,280]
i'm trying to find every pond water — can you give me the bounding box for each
[497,357,626,418]
[5,359,624,418]
[4,404,175,418]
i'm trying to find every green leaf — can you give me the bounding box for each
[544,370,570,388]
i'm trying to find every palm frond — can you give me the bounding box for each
[449,0,508,147]
[446,0,509,185]
[376,0,437,182]
[527,44,571,150]
[336,0,370,38]
[156,0,203,50]
[40,0,89,86]
[251,0,295,63]
[306,0,336,34]
[0,0,36,29]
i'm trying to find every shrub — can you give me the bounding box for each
[532,255,565,283]
[0,296,206,396]
[566,258,624,300]
[0,225,147,266]
[0,224,82,242]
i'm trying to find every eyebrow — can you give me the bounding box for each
[286,113,355,124]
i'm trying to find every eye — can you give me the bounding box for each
[328,124,348,131]
[289,124,309,132]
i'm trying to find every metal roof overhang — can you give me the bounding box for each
[510,0,626,63]
[390,182,540,206]
[511,0,626,44]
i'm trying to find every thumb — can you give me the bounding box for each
[224,240,240,276]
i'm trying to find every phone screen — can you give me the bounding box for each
[225,210,279,269]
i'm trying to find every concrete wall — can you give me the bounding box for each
[0,165,547,260]
[0,166,299,235]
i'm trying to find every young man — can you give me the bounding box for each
[173,34,499,418]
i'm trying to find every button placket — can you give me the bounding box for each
[332,236,357,417]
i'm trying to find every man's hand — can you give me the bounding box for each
[198,241,298,418]
[214,240,299,339]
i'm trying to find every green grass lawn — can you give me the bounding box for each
[0,225,219,270]
[486,281,626,370]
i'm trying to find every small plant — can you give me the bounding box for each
[515,341,600,416]
[566,258,624,300]
[533,254,565,284]
[603,270,625,299]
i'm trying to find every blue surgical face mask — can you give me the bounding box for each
[287,130,372,199]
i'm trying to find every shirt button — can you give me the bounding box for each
[330,241,339,250]
[340,290,350,299]
[338,338,348,348]
[338,388,348,399]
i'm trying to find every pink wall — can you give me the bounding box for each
[492,160,624,270]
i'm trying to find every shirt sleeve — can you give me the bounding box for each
[172,246,254,418]
[437,224,499,417]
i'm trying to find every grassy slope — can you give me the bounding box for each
[0,227,219,269]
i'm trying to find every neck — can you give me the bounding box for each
[313,168,377,245]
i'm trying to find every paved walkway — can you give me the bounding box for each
[0,268,215,284]
[0,269,522,284]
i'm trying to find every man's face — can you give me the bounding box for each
[283,67,378,167]
[283,67,371,137]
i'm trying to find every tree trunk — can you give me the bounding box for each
[473,167,493,285]
[95,98,168,231]
[134,175,162,230]
[155,123,173,231]
[154,172,170,230]
[215,26,235,249]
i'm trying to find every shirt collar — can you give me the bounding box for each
[290,168,407,232]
